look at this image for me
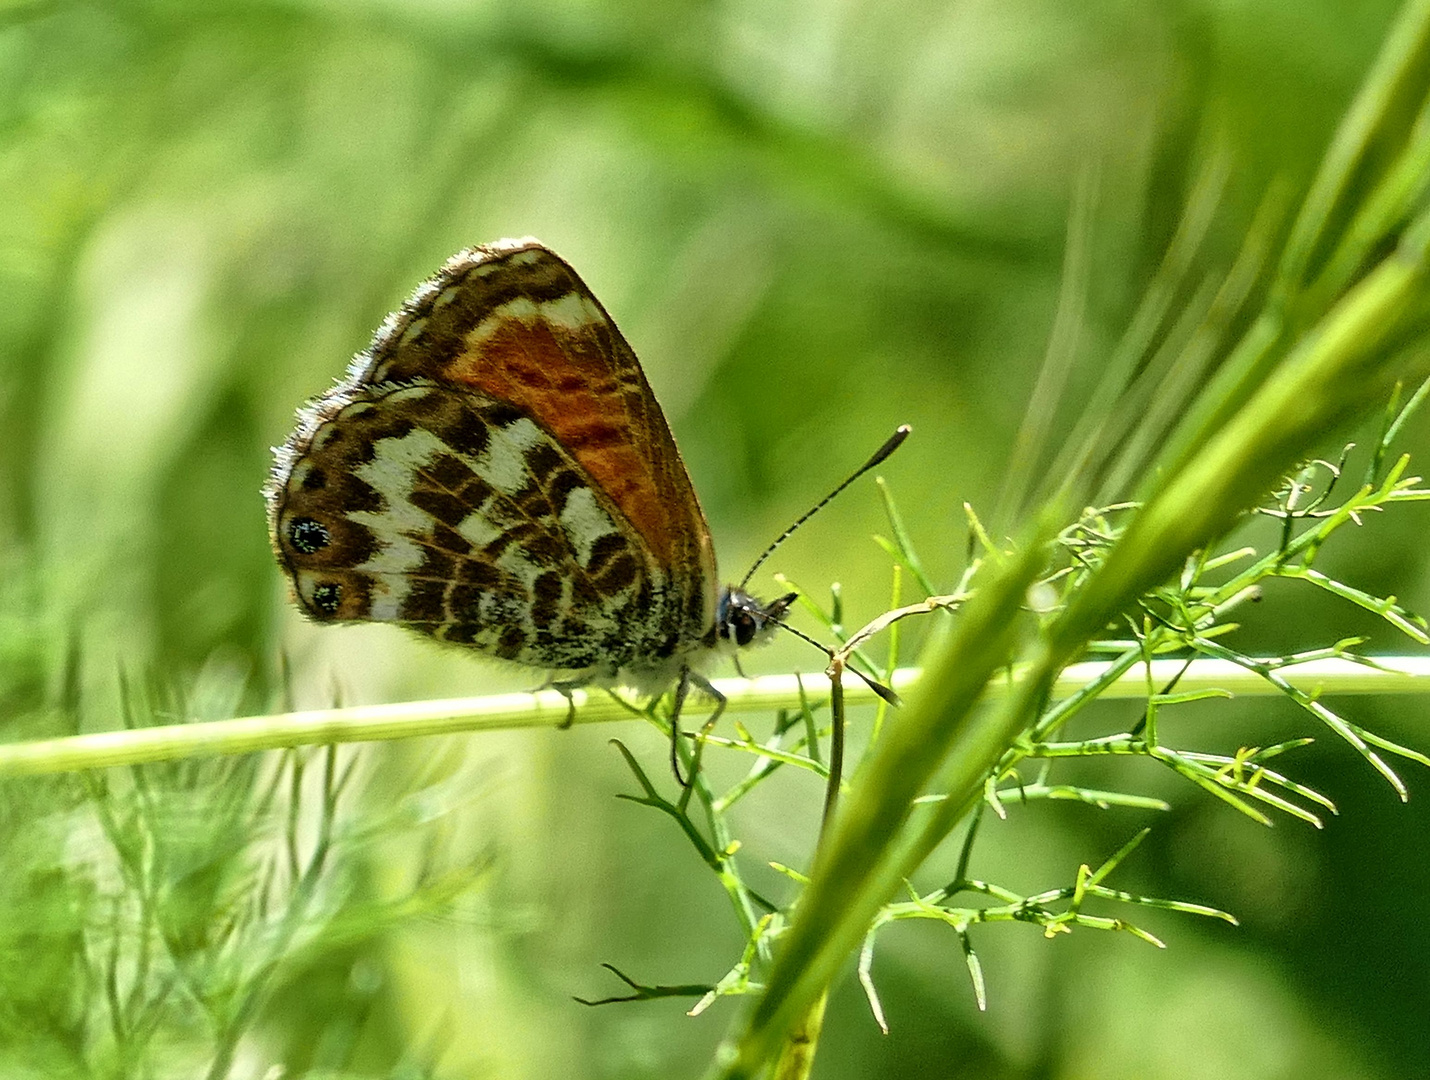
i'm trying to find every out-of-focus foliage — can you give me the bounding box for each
[3,1,1429,1077]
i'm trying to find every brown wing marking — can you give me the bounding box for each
[350,240,718,617]
[268,381,696,669]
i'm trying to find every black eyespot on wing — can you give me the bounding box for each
[289,518,331,554]
[311,582,342,615]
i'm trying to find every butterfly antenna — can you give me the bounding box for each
[767,618,902,706]
[738,425,911,591]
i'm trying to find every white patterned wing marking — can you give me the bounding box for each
[473,415,545,494]
[463,292,606,350]
[559,485,620,568]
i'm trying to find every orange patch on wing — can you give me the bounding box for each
[442,319,683,571]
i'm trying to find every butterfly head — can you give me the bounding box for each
[710,586,798,651]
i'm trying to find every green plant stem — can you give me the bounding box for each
[3,658,1429,776]
[770,994,827,1080]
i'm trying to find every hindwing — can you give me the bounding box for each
[268,380,703,669]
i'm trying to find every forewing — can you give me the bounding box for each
[350,239,716,622]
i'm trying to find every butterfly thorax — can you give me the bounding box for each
[584,584,793,700]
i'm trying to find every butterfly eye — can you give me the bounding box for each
[732,611,758,647]
[288,518,331,554]
[310,582,342,615]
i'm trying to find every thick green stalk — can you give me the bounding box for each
[714,527,1056,1078]
[715,3,1430,1074]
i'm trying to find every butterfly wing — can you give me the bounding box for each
[266,240,717,672]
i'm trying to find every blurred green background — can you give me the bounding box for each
[5,1,1430,1077]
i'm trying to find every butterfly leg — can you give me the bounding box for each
[669,669,727,788]
[548,679,581,729]
[669,670,691,785]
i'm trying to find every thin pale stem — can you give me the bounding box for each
[5,658,1430,776]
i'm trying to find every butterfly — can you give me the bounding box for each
[265,237,816,750]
